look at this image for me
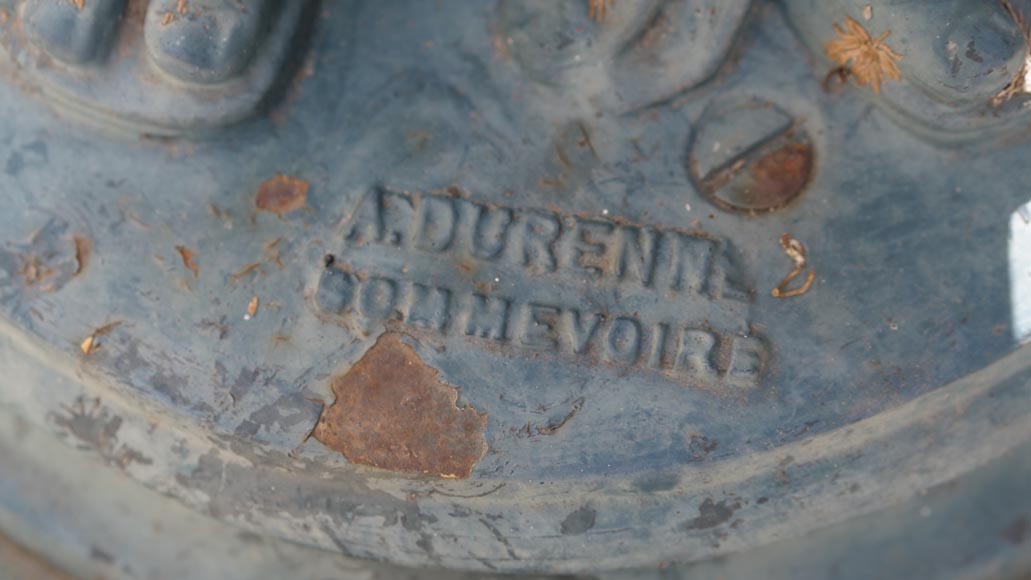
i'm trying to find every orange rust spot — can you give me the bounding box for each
[747,143,813,209]
[256,175,309,216]
[69,0,84,10]
[175,245,199,278]
[313,333,488,478]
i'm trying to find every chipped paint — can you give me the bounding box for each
[313,333,487,478]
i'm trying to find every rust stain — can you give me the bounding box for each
[73,236,91,276]
[18,255,55,287]
[229,262,262,284]
[175,245,199,278]
[748,142,813,209]
[313,333,488,478]
[588,0,612,21]
[256,174,309,216]
[69,0,85,10]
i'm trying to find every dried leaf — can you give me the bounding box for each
[246,296,259,319]
[771,234,816,298]
[176,245,199,278]
[80,321,121,356]
[824,16,902,94]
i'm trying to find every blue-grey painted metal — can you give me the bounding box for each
[0,0,1028,578]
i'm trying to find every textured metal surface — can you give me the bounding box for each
[3,0,310,134]
[0,0,1028,577]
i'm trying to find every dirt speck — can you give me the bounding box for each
[256,175,309,216]
[313,333,488,478]
[683,498,741,530]
[560,505,597,535]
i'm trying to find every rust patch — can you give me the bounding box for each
[748,143,813,210]
[313,333,488,478]
[175,245,199,278]
[18,254,56,287]
[73,236,91,276]
[256,174,309,216]
[588,0,612,21]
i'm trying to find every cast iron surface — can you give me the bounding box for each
[0,0,1028,577]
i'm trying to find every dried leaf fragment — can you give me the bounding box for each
[175,245,199,278]
[991,1,1031,107]
[771,234,816,298]
[256,175,308,216]
[80,321,121,356]
[824,16,902,94]
[245,296,259,320]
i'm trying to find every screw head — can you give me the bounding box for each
[688,98,814,214]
